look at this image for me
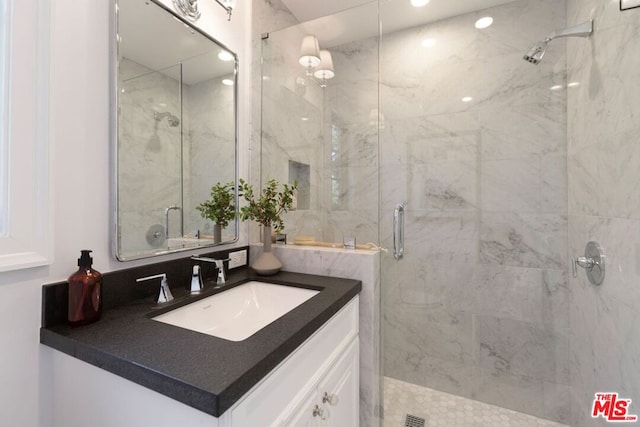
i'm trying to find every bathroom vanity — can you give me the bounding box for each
[41,266,361,426]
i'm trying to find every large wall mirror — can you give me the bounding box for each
[112,0,238,261]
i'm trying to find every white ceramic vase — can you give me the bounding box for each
[213,223,222,244]
[252,225,282,275]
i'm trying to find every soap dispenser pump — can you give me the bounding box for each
[68,250,103,326]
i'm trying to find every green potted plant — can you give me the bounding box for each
[238,178,297,275]
[196,182,236,244]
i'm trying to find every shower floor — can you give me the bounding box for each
[383,377,569,427]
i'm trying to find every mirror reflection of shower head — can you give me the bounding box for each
[523,20,593,65]
[154,111,180,127]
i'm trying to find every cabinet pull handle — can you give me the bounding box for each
[312,404,327,420]
[322,392,339,406]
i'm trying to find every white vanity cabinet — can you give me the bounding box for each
[224,296,359,426]
[49,296,359,427]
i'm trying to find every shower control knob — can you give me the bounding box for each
[572,241,605,286]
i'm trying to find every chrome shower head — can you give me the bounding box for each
[523,20,593,65]
[523,41,547,64]
[154,111,180,127]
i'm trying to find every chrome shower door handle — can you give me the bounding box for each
[393,203,405,260]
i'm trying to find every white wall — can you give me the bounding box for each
[0,1,251,425]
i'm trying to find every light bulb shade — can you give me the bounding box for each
[299,35,321,68]
[313,50,335,80]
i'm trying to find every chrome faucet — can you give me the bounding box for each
[136,273,174,304]
[164,205,182,239]
[191,256,230,285]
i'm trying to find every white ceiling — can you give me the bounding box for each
[281,0,518,46]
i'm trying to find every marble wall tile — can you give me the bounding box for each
[481,158,542,212]
[475,315,569,384]
[569,132,640,220]
[541,155,568,214]
[479,103,565,161]
[480,213,567,269]
[568,0,640,32]
[119,59,183,252]
[567,3,640,423]
[470,367,546,420]
[405,212,479,264]
[384,345,477,398]
[384,304,474,365]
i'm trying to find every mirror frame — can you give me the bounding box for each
[110,0,239,261]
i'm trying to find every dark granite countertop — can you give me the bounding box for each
[40,270,361,417]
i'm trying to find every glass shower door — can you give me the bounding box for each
[379,0,570,424]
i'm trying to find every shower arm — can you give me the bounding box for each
[545,20,593,42]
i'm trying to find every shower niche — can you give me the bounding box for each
[289,160,310,210]
[113,0,238,260]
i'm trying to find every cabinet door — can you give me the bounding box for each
[317,339,360,427]
[281,386,323,427]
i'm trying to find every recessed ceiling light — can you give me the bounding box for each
[301,117,309,121]
[475,16,494,29]
[462,96,473,103]
[567,81,580,88]
[411,0,430,7]
[218,51,234,61]
[222,79,234,86]
[550,85,564,91]
[421,38,437,48]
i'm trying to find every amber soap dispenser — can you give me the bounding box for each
[68,250,103,326]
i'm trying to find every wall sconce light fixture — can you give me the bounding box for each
[313,50,335,88]
[299,35,321,74]
[173,0,201,21]
[173,0,236,21]
[299,35,335,88]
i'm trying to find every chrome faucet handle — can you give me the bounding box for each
[136,273,174,304]
[188,265,204,294]
[214,258,230,285]
[191,256,229,285]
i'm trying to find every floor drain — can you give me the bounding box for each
[405,414,426,427]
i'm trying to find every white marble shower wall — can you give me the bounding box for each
[566,1,640,426]
[119,59,183,253]
[260,4,380,246]
[260,26,325,240]
[119,59,235,253]
[183,76,236,240]
[378,0,570,423]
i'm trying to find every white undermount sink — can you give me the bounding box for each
[152,281,320,341]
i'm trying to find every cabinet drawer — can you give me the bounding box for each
[226,296,359,427]
[280,338,359,427]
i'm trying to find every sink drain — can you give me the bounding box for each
[405,414,426,427]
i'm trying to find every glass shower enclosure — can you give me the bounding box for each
[261,0,639,425]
